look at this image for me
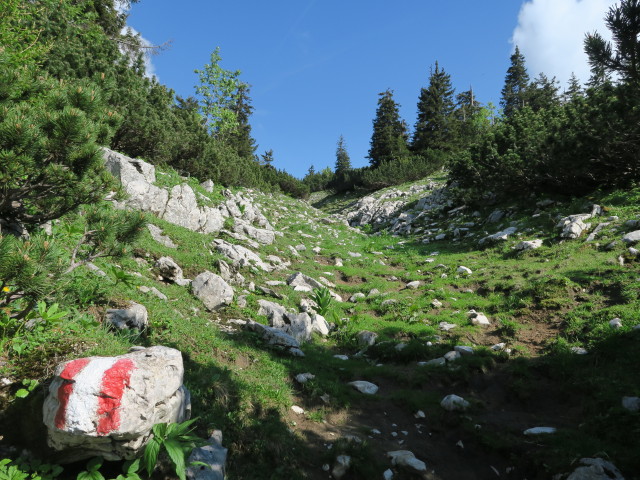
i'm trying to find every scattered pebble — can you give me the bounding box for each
[523,427,556,435]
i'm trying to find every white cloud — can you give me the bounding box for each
[121,26,157,79]
[512,0,617,88]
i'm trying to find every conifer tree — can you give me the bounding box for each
[412,62,456,154]
[454,88,484,148]
[368,90,409,168]
[563,73,584,102]
[526,73,560,111]
[501,46,530,118]
[226,83,258,159]
[585,0,640,85]
[335,135,352,173]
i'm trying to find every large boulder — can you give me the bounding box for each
[192,271,234,311]
[42,346,190,462]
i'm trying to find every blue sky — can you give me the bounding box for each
[126,0,616,178]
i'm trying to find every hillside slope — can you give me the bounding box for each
[1,152,640,480]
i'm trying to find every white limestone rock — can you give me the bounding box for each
[106,302,148,331]
[43,346,190,462]
[348,381,379,395]
[440,394,469,411]
[192,271,234,311]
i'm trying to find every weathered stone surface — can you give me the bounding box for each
[332,455,351,480]
[213,239,272,272]
[287,272,323,290]
[348,381,379,394]
[138,286,167,301]
[192,271,234,311]
[349,293,366,302]
[440,394,469,411]
[43,346,190,462]
[515,239,543,251]
[566,458,624,480]
[524,427,556,435]
[186,430,226,480]
[245,320,305,356]
[147,224,177,248]
[217,259,245,285]
[622,396,640,412]
[622,230,640,244]
[479,226,518,245]
[356,330,378,347]
[457,266,472,275]
[387,450,427,473]
[468,310,490,326]
[106,302,148,331]
[155,256,190,286]
[200,180,215,192]
[405,281,421,289]
[233,219,276,245]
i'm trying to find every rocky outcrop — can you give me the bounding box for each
[43,346,190,462]
[212,239,273,272]
[104,148,272,236]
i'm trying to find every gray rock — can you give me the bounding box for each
[138,286,167,301]
[287,272,323,290]
[213,239,272,272]
[348,381,378,394]
[457,266,472,275]
[622,230,640,244]
[155,256,190,286]
[454,345,474,356]
[479,226,518,245]
[387,450,427,473]
[233,219,275,245]
[524,427,556,435]
[192,271,234,311]
[295,373,315,384]
[186,430,226,480]
[356,330,378,347]
[566,458,624,480]
[200,180,215,192]
[405,281,421,290]
[43,346,190,462]
[217,259,245,285]
[106,302,148,331]
[610,318,623,329]
[439,321,457,331]
[515,239,543,251]
[622,396,640,412]
[146,224,177,248]
[468,310,490,326]
[487,210,505,223]
[349,293,366,302]
[420,357,446,367]
[444,351,461,362]
[245,320,305,356]
[332,455,351,480]
[440,394,469,411]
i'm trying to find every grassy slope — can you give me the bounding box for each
[1,171,639,479]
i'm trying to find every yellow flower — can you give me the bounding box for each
[2,287,10,292]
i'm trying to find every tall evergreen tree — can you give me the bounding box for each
[501,46,530,118]
[368,90,409,168]
[335,135,352,173]
[526,73,561,111]
[226,83,258,159]
[454,87,484,148]
[412,61,456,154]
[563,73,584,102]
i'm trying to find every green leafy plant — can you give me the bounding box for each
[143,418,203,480]
[110,266,137,289]
[0,457,63,480]
[15,379,38,399]
[76,457,104,480]
[310,287,333,316]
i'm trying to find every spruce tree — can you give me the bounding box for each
[368,90,409,168]
[226,83,258,159]
[454,87,484,148]
[412,62,456,154]
[335,135,352,174]
[501,46,530,118]
[526,73,560,111]
[563,73,584,102]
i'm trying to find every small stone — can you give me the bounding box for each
[348,381,379,395]
[440,394,469,411]
[349,293,366,302]
[333,355,349,361]
[622,396,640,412]
[322,464,330,472]
[571,346,588,355]
[456,440,464,449]
[405,281,421,289]
[491,343,506,351]
[431,299,443,308]
[454,345,474,356]
[468,309,490,326]
[356,330,378,347]
[419,357,446,367]
[332,455,351,480]
[622,230,640,244]
[439,321,457,331]
[444,351,461,362]
[347,251,362,258]
[291,405,304,415]
[387,450,427,473]
[414,410,426,419]
[524,427,556,435]
[295,373,315,384]
[383,469,394,480]
[371,429,381,435]
[609,318,623,329]
[457,266,472,275]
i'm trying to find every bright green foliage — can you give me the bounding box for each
[412,62,456,154]
[225,83,258,159]
[500,46,530,118]
[563,73,583,102]
[311,287,333,316]
[143,418,204,480]
[526,73,561,112]
[195,47,244,138]
[76,458,105,480]
[0,63,120,226]
[0,234,65,321]
[368,90,410,168]
[0,0,50,68]
[0,457,63,480]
